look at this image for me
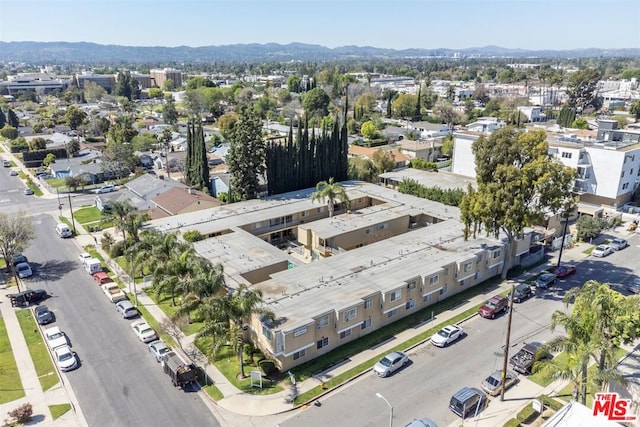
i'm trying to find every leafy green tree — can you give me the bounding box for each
[392,93,418,118]
[162,80,175,91]
[107,115,137,144]
[287,75,300,93]
[0,125,18,140]
[360,120,377,140]
[186,77,216,90]
[130,133,158,152]
[43,153,56,167]
[441,134,454,157]
[0,212,34,292]
[459,127,576,278]
[83,81,107,102]
[28,137,47,150]
[65,175,82,191]
[310,178,350,217]
[227,104,265,201]
[302,87,330,117]
[64,105,87,130]
[355,92,376,116]
[630,100,640,120]
[571,117,589,129]
[148,88,163,99]
[558,106,577,128]
[567,68,601,111]
[114,71,139,101]
[435,100,458,130]
[66,139,80,157]
[162,97,178,125]
[372,149,395,173]
[183,230,204,242]
[347,157,376,182]
[217,112,238,140]
[101,142,137,178]
[575,215,607,241]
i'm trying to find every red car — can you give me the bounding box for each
[554,264,576,278]
[93,272,113,285]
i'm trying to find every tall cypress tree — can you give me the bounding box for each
[0,109,6,129]
[227,104,265,201]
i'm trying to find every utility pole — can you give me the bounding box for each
[556,211,569,268]
[500,282,516,401]
[67,193,77,235]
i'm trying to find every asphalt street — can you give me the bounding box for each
[21,214,220,427]
[279,231,640,427]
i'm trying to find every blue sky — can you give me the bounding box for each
[1,0,639,50]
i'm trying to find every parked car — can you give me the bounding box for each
[23,188,34,195]
[131,320,158,343]
[34,305,54,325]
[7,289,48,307]
[95,185,115,194]
[508,283,533,303]
[510,342,550,374]
[478,295,508,319]
[78,252,92,265]
[373,351,409,377]
[148,340,171,362]
[554,264,577,278]
[116,300,138,319]
[449,387,486,418]
[430,325,465,347]
[481,369,518,396]
[44,326,67,350]
[535,272,557,289]
[11,254,28,266]
[15,262,33,278]
[2,160,10,167]
[9,169,18,176]
[625,278,640,294]
[93,271,112,285]
[591,244,612,258]
[609,238,628,251]
[53,345,78,372]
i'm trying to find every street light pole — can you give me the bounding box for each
[556,211,569,268]
[376,392,393,427]
[500,282,516,401]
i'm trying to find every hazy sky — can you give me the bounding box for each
[1,0,639,50]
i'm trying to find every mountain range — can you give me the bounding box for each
[1,41,638,64]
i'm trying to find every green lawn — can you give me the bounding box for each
[145,290,203,336]
[529,352,570,387]
[49,403,71,420]
[73,206,102,224]
[0,317,25,403]
[45,178,67,188]
[25,178,44,196]
[16,310,59,391]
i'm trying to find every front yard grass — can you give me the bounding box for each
[0,317,25,403]
[49,403,72,420]
[73,206,102,224]
[145,290,203,336]
[16,309,59,391]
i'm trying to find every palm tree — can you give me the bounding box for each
[310,178,350,218]
[122,211,150,243]
[153,246,196,306]
[101,201,134,240]
[197,284,273,378]
[173,261,225,321]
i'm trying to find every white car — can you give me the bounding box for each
[79,252,92,265]
[15,262,33,279]
[95,185,115,194]
[592,244,612,258]
[373,351,409,377]
[44,326,67,350]
[131,320,158,343]
[148,340,170,362]
[430,324,465,347]
[53,345,78,372]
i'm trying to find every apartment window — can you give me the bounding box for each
[301,211,306,217]
[440,285,448,295]
[423,293,432,303]
[406,299,415,310]
[390,289,401,301]
[316,316,329,329]
[561,152,572,159]
[293,326,308,337]
[344,307,357,322]
[316,337,329,349]
[475,271,481,280]
[387,308,398,318]
[364,297,373,309]
[365,228,372,235]
[293,349,306,360]
[631,169,634,176]
[429,275,439,285]
[443,267,450,276]
[407,280,417,290]
[262,326,272,341]
[493,250,501,259]
[623,183,630,190]
[377,223,388,230]
[621,170,625,178]
[637,168,640,176]
[317,207,322,213]
[463,261,473,272]
[339,329,352,339]
[361,318,372,330]
[476,255,482,264]
[255,222,261,229]
[459,279,466,287]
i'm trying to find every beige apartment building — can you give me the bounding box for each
[150,68,183,89]
[149,182,532,371]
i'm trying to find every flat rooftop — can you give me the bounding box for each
[379,169,477,192]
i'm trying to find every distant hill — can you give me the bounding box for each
[0,41,638,64]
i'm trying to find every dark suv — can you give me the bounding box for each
[7,289,49,307]
[478,295,508,319]
[508,283,533,303]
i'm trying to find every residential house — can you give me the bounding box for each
[149,187,221,219]
[396,139,443,162]
[348,145,409,169]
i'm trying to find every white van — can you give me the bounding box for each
[56,223,73,238]
[84,258,102,275]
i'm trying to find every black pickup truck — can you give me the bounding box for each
[162,351,197,389]
[509,342,549,374]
